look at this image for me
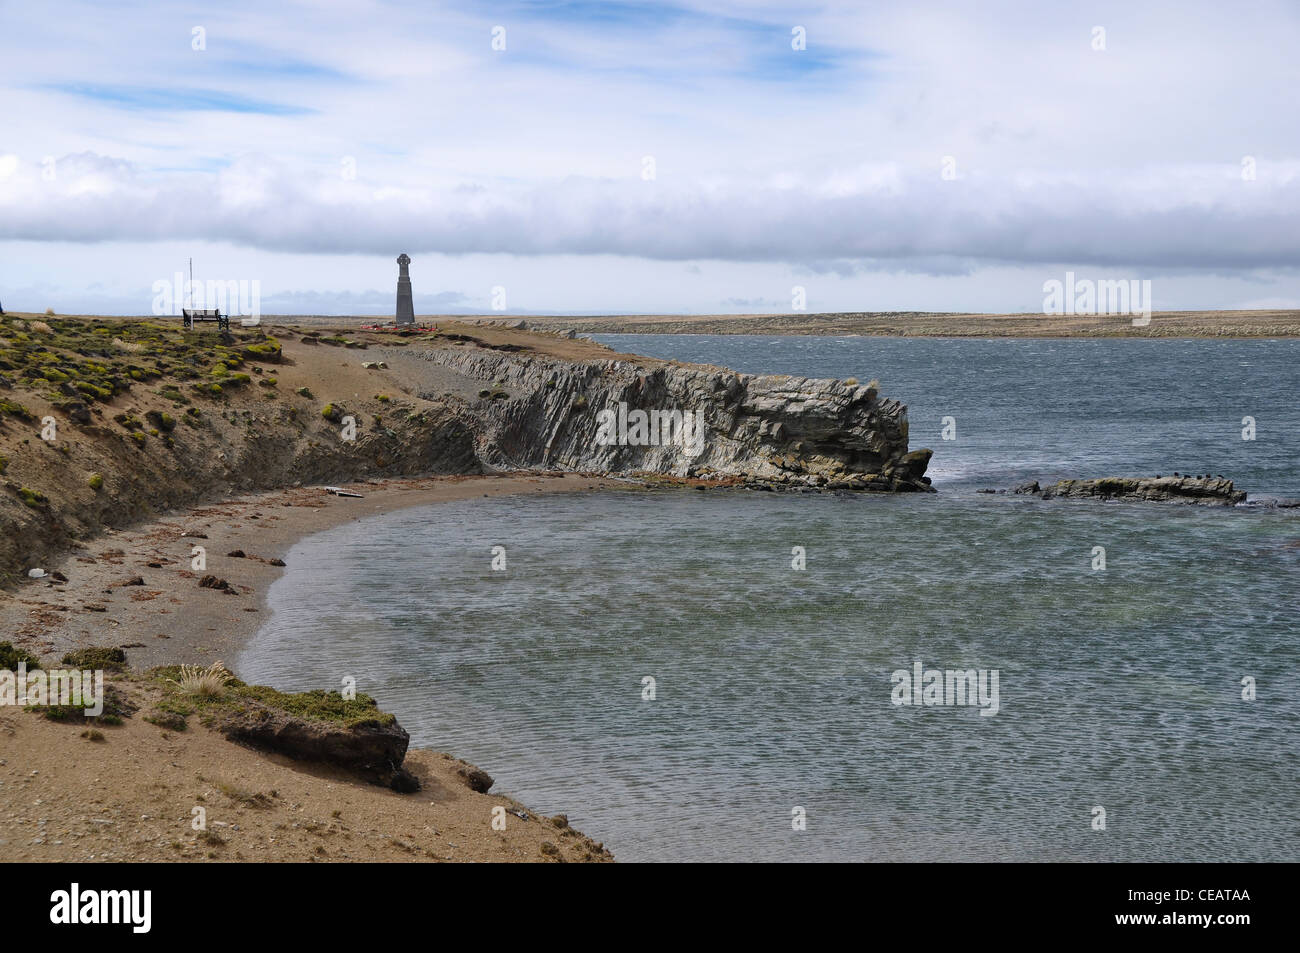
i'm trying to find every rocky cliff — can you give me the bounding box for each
[397,347,933,492]
[0,316,933,584]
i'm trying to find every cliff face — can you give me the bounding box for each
[0,317,932,583]
[400,348,933,491]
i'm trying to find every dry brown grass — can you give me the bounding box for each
[170,661,234,698]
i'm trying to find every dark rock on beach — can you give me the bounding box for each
[219,695,419,792]
[457,765,494,793]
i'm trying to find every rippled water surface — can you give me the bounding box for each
[598,335,1300,497]
[239,337,1300,861]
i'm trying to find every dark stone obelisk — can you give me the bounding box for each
[395,253,414,326]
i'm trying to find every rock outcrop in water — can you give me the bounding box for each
[402,348,933,491]
[988,476,1247,505]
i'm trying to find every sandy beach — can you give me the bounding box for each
[0,473,620,862]
[2,472,613,669]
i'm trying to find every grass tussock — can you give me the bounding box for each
[214,780,275,808]
[169,660,234,698]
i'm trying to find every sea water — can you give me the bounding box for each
[238,336,1300,861]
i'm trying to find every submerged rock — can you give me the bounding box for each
[1040,476,1246,505]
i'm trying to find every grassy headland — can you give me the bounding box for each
[0,312,635,585]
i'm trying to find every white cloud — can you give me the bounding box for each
[2,0,1300,312]
[3,151,1299,271]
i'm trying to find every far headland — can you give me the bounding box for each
[12,309,1296,338]
[459,309,1300,338]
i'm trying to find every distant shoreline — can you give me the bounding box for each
[11,309,1296,338]
[473,310,1300,338]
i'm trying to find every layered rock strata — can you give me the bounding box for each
[402,348,933,491]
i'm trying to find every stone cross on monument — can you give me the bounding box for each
[395,253,414,326]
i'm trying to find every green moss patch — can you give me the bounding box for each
[242,339,281,363]
[18,487,48,508]
[40,683,133,724]
[61,646,127,671]
[145,668,395,729]
[231,685,395,729]
[144,694,194,731]
[0,641,41,671]
[145,409,176,432]
[0,398,33,421]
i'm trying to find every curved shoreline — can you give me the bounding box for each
[487,309,1300,338]
[0,473,627,863]
[1,473,613,671]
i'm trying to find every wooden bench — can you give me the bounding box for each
[182,308,229,331]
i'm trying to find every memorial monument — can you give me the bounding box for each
[395,253,414,326]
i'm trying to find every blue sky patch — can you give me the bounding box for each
[41,83,316,115]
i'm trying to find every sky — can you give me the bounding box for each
[1,0,1299,316]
